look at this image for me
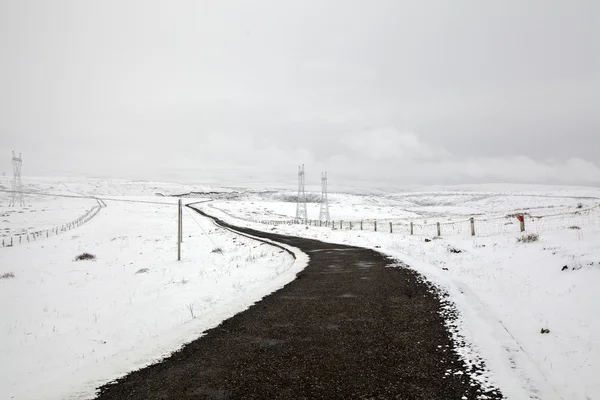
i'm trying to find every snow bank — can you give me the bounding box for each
[0,198,306,400]
[203,194,600,400]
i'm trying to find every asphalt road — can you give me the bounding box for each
[95,209,503,400]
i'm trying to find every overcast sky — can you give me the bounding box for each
[1,0,599,189]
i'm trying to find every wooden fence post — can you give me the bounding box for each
[360,221,363,230]
[410,222,414,235]
[520,218,525,232]
[389,222,393,233]
[177,199,182,261]
[374,221,377,232]
[470,218,475,236]
[517,214,525,232]
[437,222,441,237]
[340,221,343,230]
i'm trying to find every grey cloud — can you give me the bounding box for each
[1,0,598,188]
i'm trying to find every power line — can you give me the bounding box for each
[184,206,221,251]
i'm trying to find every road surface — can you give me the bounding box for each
[95,209,502,399]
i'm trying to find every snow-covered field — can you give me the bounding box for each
[202,187,600,400]
[1,177,599,399]
[0,179,306,400]
[213,186,600,223]
[0,196,95,238]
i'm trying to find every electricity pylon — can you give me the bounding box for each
[319,171,330,221]
[9,151,24,207]
[295,164,307,221]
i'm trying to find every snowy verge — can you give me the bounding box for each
[201,203,600,400]
[0,198,307,400]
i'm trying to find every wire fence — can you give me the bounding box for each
[240,204,600,238]
[1,199,105,248]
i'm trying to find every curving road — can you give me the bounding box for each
[95,209,503,400]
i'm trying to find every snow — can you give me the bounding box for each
[0,197,96,238]
[201,187,600,400]
[2,177,600,400]
[0,185,307,400]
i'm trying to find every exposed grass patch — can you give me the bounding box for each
[75,253,96,261]
[447,246,463,254]
[506,212,530,218]
[135,268,150,274]
[211,247,223,255]
[186,303,195,319]
[568,226,581,230]
[1,272,15,279]
[517,233,539,243]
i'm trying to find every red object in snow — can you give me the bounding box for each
[516,214,524,223]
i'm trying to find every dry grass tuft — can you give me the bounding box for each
[517,233,539,243]
[75,253,96,261]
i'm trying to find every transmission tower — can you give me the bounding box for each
[9,151,24,207]
[295,164,307,221]
[319,171,330,222]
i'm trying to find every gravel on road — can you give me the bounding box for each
[95,210,503,400]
